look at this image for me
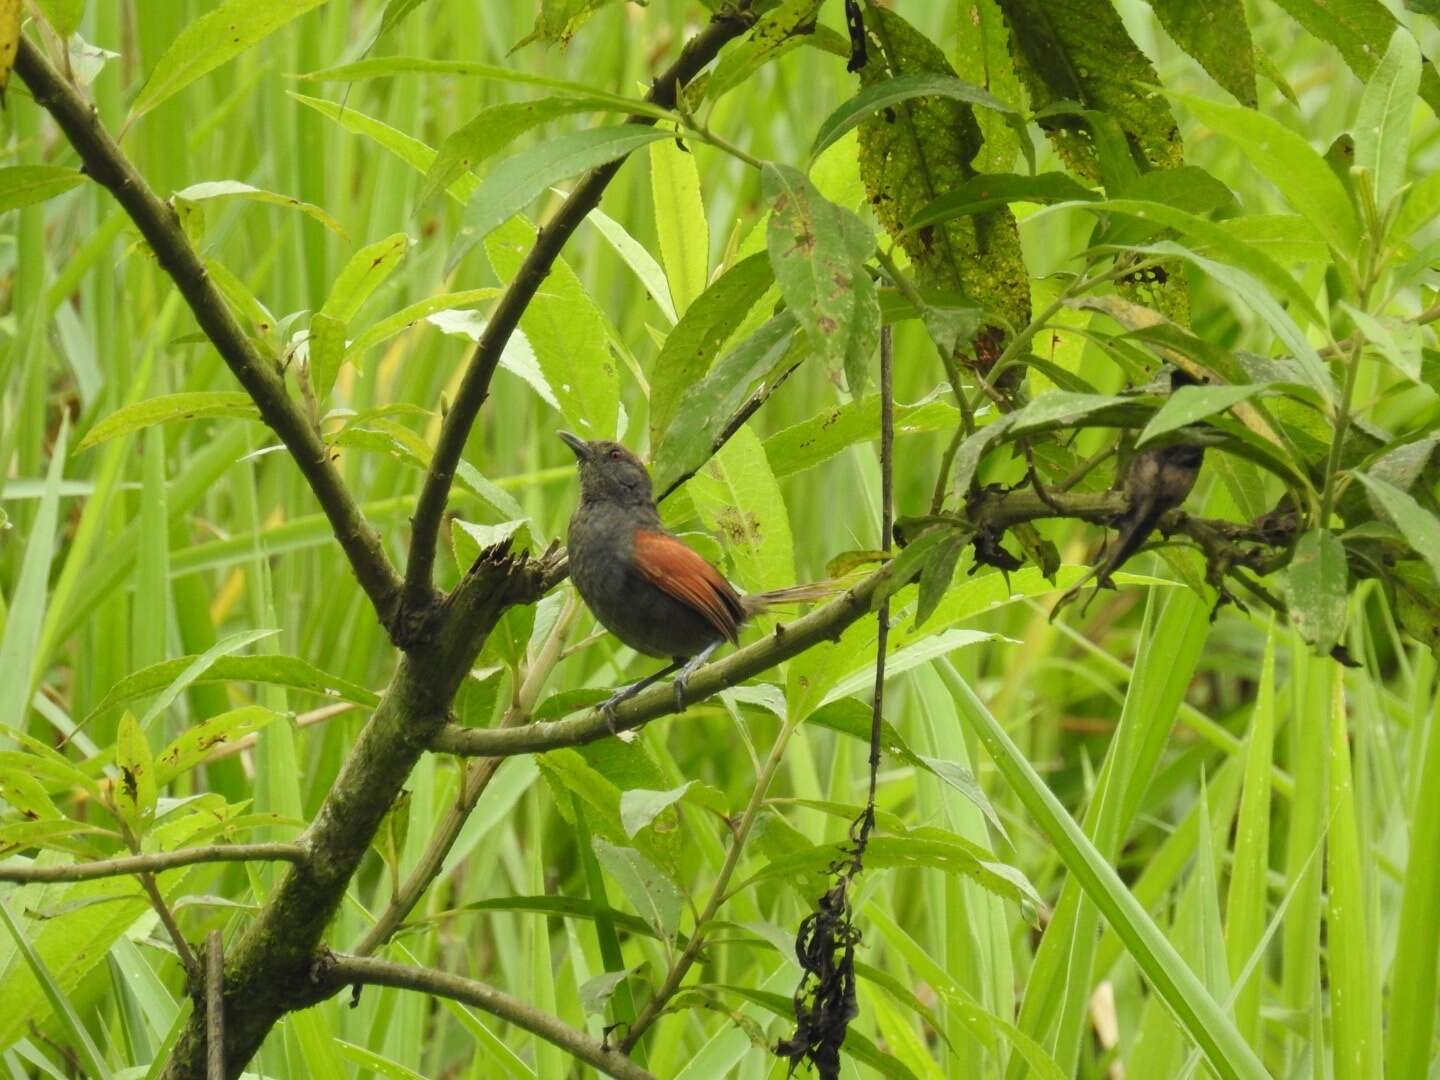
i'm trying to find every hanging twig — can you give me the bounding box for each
[777,326,893,1079]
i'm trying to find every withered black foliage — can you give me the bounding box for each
[775,806,875,1079]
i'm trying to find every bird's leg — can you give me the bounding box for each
[600,660,682,734]
[671,639,724,713]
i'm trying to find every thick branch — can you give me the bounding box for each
[14,36,405,635]
[319,954,655,1080]
[0,843,306,883]
[160,545,548,1079]
[432,563,892,757]
[206,933,225,1080]
[403,5,758,625]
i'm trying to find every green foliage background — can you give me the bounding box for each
[2,0,1440,1077]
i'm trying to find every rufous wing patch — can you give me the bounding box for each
[632,529,744,644]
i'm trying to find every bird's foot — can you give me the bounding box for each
[672,676,689,714]
[601,698,623,736]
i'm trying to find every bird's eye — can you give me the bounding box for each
[608,449,623,461]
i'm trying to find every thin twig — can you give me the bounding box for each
[13,36,404,635]
[320,954,655,1080]
[0,843,308,883]
[138,868,200,981]
[402,6,758,628]
[206,932,225,1080]
[869,324,894,810]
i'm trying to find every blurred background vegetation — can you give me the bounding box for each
[3,0,1440,1077]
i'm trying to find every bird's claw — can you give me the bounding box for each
[599,694,624,736]
[672,677,688,713]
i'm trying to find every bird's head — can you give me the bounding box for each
[558,431,654,506]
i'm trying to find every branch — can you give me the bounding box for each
[431,562,892,757]
[13,36,405,635]
[0,843,306,883]
[206,932,225,1080]
[402,5,758,628]
[318,954,656,1080]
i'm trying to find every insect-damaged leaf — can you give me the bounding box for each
[852,6,1029,370]
[763,163,879,394]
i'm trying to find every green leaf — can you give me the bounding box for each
[320,233,410,322]
[910,172,1097,229]
[1353,28,1421,210]
[486,217,619,438]
[140,628,281,732]
[1390,171,1440,241]
[0,418,66,746]
[115,711,157,835]
[343,287,502,363]
[34,0,86,36]
[762,162,879,394]
[742,830,1042,912]
[1287,529,1348,654]
[131,0,329,120]
[1137,384,1266,445]
[579,967,642,1016]
[1354,472,1440,588]
[810,71,1021,160]
[619,782,695,839]
[591,837,683,938]
[1171,92,1360,252]
[452,125,669,268]
[651,312,798,497]
[586,206,676,324]
[1343,303,1422,382]
[649,252,774,445]
[515,0,628,48]
[999,0,1183,176]
[172,180,346,238]
[76,392,261,452]
[308,313,347,401]
[377,0,428,38]
[649,138,709,317]
[1269,0,1440,116]
[1147,0,1256,105]
[914,531,966,628]
[764,393,959,479]
[0,166,86,215]
[703,0,839,105]
[82,654,379,730]
[854,7,1030,341]
[154,706,281,786]
[0,901,113,1080]
[416,96,625,210]
[686,427,795,592]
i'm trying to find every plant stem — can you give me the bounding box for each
[0,843,307,883]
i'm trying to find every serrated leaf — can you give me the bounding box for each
[172,180,346,238]
[155,706,281,786]
[131,0,329,119]
[649,251,774,445]
[651,312,798,496]
[762,162,878,394]
[0,166,87,215]
[82,654,378,730]
[484,219,618,436]
[320,233,409,323]
[1147,0,1256,106]
[416,96,622,210]
[452,125,669,268]
[1287,529,1348,654]
[1172,92,1360,252]
[810,71,1022,160]
[910,172,1097,229]
[1353,28,1421,210]
[591,837,683,938]
[854,7,1030,351]
[1137,384,1266,445]
[76,393,261,452]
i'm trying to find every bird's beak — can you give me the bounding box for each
[557,430,591,462]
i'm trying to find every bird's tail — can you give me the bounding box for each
[743,580,843,614]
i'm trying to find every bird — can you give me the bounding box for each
[559,431,835,727]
